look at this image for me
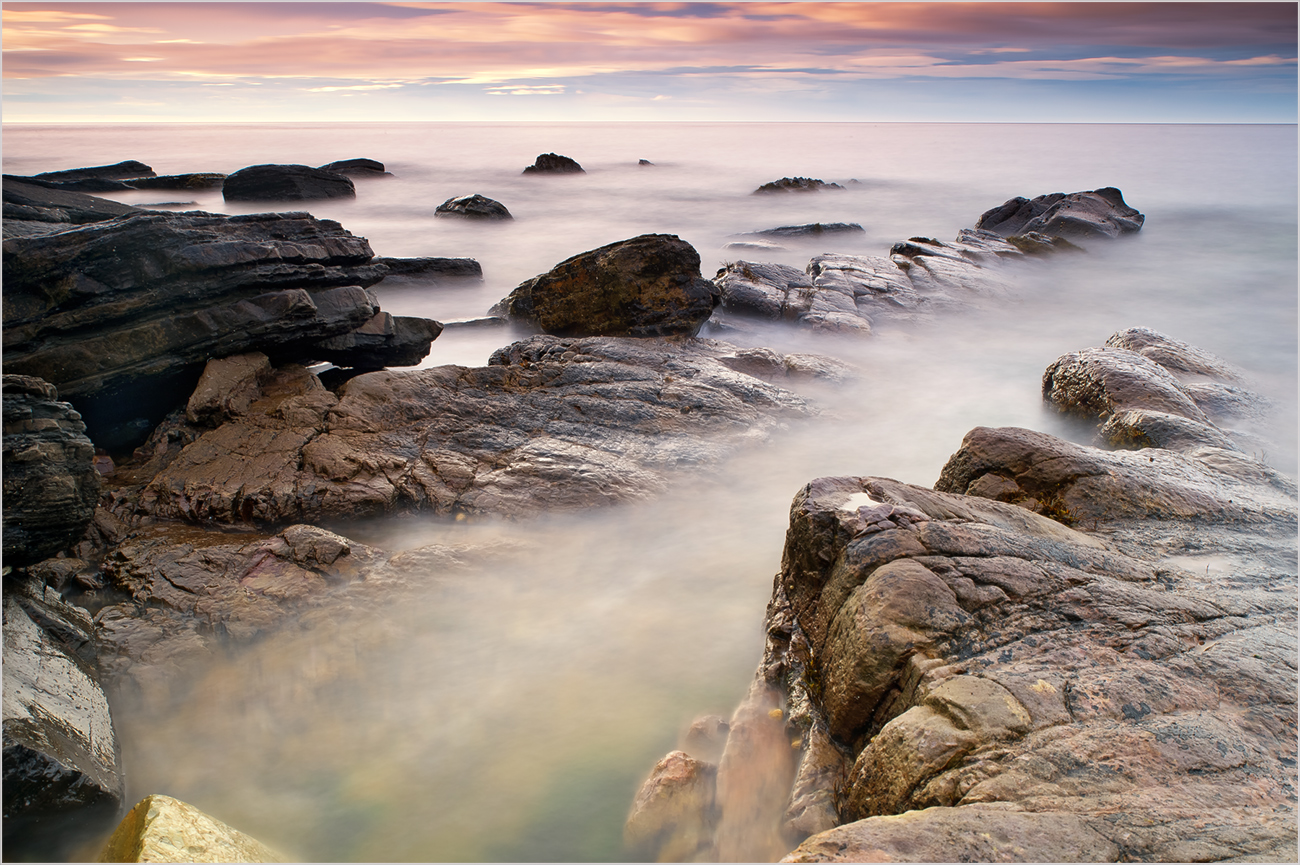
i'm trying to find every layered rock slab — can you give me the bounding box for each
[113,336,842,527]
[976,187,1145,240]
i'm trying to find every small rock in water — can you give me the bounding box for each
[522,152,584,174]
[752,176,844,194]
[435,193,512,220]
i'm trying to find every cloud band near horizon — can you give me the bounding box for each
[3,2,1295,123]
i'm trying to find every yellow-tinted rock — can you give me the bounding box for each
[98,795,287,863]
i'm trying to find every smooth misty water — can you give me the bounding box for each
[5,123,1296,861]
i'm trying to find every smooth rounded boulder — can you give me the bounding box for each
[491,234,720,337]
[435,194,512,220]
[222,164,356,202]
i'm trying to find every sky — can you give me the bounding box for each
[2,1,1297,123]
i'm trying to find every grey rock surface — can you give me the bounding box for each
[222,163,356,202]
[976,187,1145,240]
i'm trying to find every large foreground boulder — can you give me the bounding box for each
[2,376,101,566]
[222,164,356,202]
[976,187,1145,240]
[492,234,721,337]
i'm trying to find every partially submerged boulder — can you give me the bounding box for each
[222,164,356,202]
[624,751,719,862]
[435,194,512,220]
[373,256,483,280]
[32,160,155,183]
[318,157,390,178]
[753,178,844,194]
[99,794,287,863]
[127,173,226,191]
[741,223,864,239]
[522,153,584,174]
[492,234,720,337]
[976,187,1145,240]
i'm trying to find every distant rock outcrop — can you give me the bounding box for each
[222,163,356,201]
[318,157,391,178]
[753,177,844,194]
[522,153,584,174]
[976,187,1145,240]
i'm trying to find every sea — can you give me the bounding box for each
[4,122,1296,862]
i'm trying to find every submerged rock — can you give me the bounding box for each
[714,229,1023,335]
[99,794,287,862]
[3,375,101,566]
[127,173,227,191]
[33,160,155,183]
[743,223,864,239]
[522,153,584,174]
[222,164,356,202]
[318,157,391,178]
[753,177,844,194]
[976,187,1145,240]
[624,751,719,862]
[435,194,512,220]
[492,234,720,337]
[373,256,483,280]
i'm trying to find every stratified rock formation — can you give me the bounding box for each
[715,230,1022,334]
[1,210,439,448]
[976,187,1145,239]
[522,153,584,174]
[373,256,483,280]
[3,176,142,237]
[2,375,101,567]
[222,164,356,202]
[435,194,513,220]
[493,234,721,337]
[99,794,287,862]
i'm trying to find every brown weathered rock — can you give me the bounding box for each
[624,751,719,862]
[98,794,288,862]
[117,336,828,527]
[3,375,101,566]
[493,234,720,337]
[1042,345,1210,424]
[185,353,273,427]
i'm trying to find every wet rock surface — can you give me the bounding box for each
[222,163,356,201]
[3,581,125,862]
[99,794,287,862]
[493,234,721,337]
[714,229,1023,335]
[3,376,101,567]
[435,193,512,220]
[373,256,483,280]
[976,186,1145,240]
[744,223,864,239]
[629,329,1294,864]
[317,157,390,178]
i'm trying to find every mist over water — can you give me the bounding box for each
[6,123,1295,861]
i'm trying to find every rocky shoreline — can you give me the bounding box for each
[4,163,1293,862]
